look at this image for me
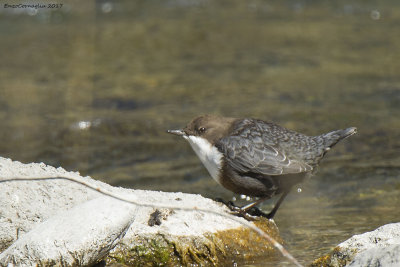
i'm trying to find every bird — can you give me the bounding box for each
[167,114,357,219]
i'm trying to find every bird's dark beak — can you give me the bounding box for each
[167,129,186,136]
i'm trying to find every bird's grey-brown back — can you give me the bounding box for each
[221,118,357,168]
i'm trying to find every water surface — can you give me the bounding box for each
[1,1,399,265]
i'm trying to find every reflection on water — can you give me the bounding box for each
[1,0,399,265]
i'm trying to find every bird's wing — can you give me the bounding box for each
[216,134,312,176]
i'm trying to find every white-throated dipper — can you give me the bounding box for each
[168,115,357,219]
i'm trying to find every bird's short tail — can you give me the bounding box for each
[340,127,358,139]
[321,127,357,149]
[307,127,357,166]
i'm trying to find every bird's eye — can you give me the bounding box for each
[199,127,206,133]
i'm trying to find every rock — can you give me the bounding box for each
[0,157,282,266]
[0,157,110,252]
[108,212,280,266]
[311,223,400,267]
[0,197,137,266]
[348,244,400,267]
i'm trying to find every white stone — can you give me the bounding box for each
[348,244,400,267]
[0,197,137,266]
[0,157,245,265]
[328,223,400,267]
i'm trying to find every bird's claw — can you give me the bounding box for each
[229,208,260,221]
[246,206,273,219]
[215,198,271,221]
[214,198,237,209]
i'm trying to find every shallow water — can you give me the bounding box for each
[1,0,400,265]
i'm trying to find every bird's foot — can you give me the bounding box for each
[246,206,273,219]
[230,206,274,221]
[229,208,259,221]
[214,198,271,221]
[214,198,238,210]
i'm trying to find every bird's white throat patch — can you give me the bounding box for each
[184,135,223,183]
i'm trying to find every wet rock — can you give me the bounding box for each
[0,157,282,266]
[311,223,400,267]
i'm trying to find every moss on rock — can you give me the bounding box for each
[310,246,359,267]
[106,218,282,266]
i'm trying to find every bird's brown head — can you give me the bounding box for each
[167,114,237,144]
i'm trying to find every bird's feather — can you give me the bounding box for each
[216,119,313,176]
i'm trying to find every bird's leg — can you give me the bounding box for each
[214,197,238,210]
[262,190,290,219]
[232,190,291,220]
[240,196,270,212]
[216,192,289,221]
[218,197,270,221]
[215,197,259,220]
[236,196,273,219]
